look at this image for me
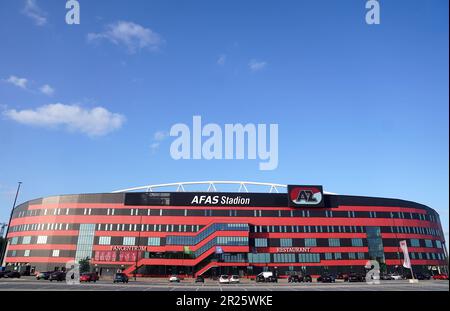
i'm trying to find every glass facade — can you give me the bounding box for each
[75,224,95,261]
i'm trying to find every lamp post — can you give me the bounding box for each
[0,182,22,267]
[134,214,143,281]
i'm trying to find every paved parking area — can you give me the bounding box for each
[0,278,448,291]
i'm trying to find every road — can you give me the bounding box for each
[0,277,448,291]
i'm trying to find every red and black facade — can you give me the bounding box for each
[3,187,448,277]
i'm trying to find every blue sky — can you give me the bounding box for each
[0,1,448,242]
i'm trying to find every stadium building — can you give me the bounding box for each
[1,182,448,278]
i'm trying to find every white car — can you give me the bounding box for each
[169,275,180,282]
[229,275,240,284]
[390,274,403,280]
[219,275,230,284]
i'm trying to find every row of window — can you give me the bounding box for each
[13,207,440,223]
[251,225,442,237]
[9,222,442,239]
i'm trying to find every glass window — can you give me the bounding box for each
[329,238,340,247]
[123,237,136,246]
[147,237,161,246]
[37,236,47,244]
[52,250,60,257]
[424,240,433,248]
[305,238,316,247]
[280,238,292,247]
[99,236,111,245]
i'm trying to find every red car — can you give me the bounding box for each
[80,272,99,282]
[432,274,448,280]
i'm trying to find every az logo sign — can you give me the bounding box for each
[288,185,324,207]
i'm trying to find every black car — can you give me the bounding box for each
[288,275,300,283]
[380,273,394,280]
[336,273,349,282]
[49,271,66,282]
[195,276,205,283]
[4,271,21,278]
[0,271,7,278]
[317,274,335,283]
[348,273,365,282]
[113,273,129,283]
[36,271,52,280]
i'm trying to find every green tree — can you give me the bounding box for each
[79,257,91,273]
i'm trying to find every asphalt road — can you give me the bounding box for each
[0,277,448,291]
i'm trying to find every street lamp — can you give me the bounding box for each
[0,182,22,267]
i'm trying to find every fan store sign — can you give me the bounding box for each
[111,246,147,251]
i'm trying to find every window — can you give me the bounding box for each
[305,238,316,247]
[325,253,332,260]
[255,238,268,247]
[123,237,136,246]
[147,237,160,246]
[22,236,31,244]
[351,238,363,247]
[410,239,420,247]
[280,238,292,247]
[436,240,442,249]
[424,240,433,248]
[99,236,111,245]
[334,252,342,260]
[52,250,60,257]
[24,250,30,257]
[37,236,48,244]
[329,238,340,247]
[10,237,19,245]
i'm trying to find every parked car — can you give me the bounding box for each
[49,271,66,282]
[288,275,300,283]
[380,273,394,280]
[0,270,8,278]
[36,271,52,280]
[219,275,230,284]
[432,274,449,280]
[336,273,349,282]
[348,273,365,282]
[80,272,99,282]
[169,275,181,283]
[3,271,21,278]
[389,273,403,280]
[229,275,240,284]
[317,274,335,283]
[195,276,205,283]
[302,274,312,282]
[113,273,129,283]
[255,272,278,283]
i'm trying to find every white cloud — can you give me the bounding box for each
[3,103,125,137]
[22,0,47,26]
[154,130,168,141]
[87,21,163,53]
[217,54,226,66]
[249,59,267,72]
[40,84,54,96]
[5,75,28,89]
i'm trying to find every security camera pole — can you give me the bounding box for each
[0,182,22,267]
